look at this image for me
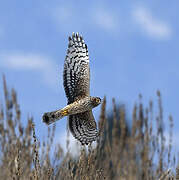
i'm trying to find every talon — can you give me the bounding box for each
[61,109,68,116]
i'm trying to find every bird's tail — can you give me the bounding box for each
[42,108,69,125]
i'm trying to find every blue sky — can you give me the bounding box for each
[0,0,178,152]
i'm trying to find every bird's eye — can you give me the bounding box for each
[96,98,100,103]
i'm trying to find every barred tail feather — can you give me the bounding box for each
[42,108,68,125]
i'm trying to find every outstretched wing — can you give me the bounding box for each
[63,32,90,104]
[68,111,98,145]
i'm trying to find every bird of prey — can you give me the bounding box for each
[43,32,101,145]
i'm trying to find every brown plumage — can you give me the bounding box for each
[43,32,101,145]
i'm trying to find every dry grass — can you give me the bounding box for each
[0,76,178,180]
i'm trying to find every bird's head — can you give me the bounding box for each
[91,97,101,107]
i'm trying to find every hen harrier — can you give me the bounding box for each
[43,32,101,145]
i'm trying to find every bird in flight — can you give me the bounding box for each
[43,32,101,145]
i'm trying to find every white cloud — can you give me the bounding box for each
[0,53,52,70]
[55,129,97,158]
[52,4,119,33]
[93,9,119,31]
[55,130,81,157]
[133,7,172,40]
[0,52,59,87]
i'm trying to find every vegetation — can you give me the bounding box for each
[0,76,178,180]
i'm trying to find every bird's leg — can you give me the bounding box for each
[60,108,69,116]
